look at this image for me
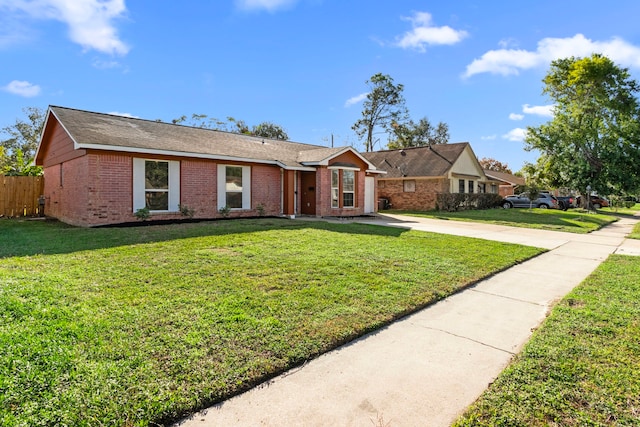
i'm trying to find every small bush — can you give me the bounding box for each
[134,207,150,221]
[218,205,231,218]
[178,204,195,218]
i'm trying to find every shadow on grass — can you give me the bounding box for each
[0,217,408,259]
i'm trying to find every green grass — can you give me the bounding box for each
[454,255,640,426]
[630,222,640,240]
[386,208,617,233]
[0,218,543,426]
[600,203,640,216]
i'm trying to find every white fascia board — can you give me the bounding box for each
[328,165,361,171]
[366,169,387,174]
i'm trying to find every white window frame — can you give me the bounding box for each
[133,158,180,212]
[331,169,339,208]
[342,169,355,208]
[217,165,251,210]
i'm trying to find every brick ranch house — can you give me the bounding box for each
[35,106,385,227]
[362,143,500,211]
[482,169,526,197]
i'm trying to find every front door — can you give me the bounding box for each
[301,172,316,215]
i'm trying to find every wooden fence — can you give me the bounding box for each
[0,176,45,217]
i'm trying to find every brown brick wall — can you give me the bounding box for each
[315,167,366,217]
[44,153,287,226]
[378,178,449,211]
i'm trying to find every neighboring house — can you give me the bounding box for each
[35,106,384,227]
[362,143,499,211]
[482,169,526,197]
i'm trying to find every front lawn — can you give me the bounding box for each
[600,203,640,216]
[387,208,616,233]
[454,255,640,426]
[630,222,640,240]
[0,218,542,426]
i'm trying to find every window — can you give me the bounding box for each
[478,183,486,194]
[133,158,180,212]
[330,168,357,209]
[468,180,474,194]
[403,180,416,192]
[459,179,465,193]
[225,166,243,209]
[343,170,355,208]
[331,170,339,208]
[491,184,498,194]
[217,165,251,210]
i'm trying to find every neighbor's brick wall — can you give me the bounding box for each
[378,178,449,210]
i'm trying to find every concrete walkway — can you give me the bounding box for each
[177,214,639,427]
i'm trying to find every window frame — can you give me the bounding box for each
[217,164,251,210]
[458,179,465,193]
[329,167,358,209]
[403,180,416,193]
[133,158,180,213]
[468,180,474,194]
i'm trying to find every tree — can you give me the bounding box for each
[352,73,409,152]
[387,117,449,149]
[1,107,45,175]
[478,157,513,174]
[525,54,640,206]
[171,114,286,139]
[251,122,288,140]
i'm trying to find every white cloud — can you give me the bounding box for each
[480,134,497,140]
[522,104,555,117]
[344,92,368,108]
[0,0,129,55]
[503,128,527,142]
[235,0,297,12]
[509,113,524,121]
[2,80,41,97]
[464,34,640,78]
[395,11,468,52]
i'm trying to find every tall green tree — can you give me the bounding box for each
[251,121,288,140]
[352,73,409,152]
[525,54,640,204]
[387,117,449,149]
[1,107,45,176]
[171,114,286,139]
[479,157,513,174]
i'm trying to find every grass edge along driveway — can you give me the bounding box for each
[388,208,617,234]
[454,254,640,426]
[0,218,543,426]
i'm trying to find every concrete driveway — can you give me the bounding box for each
[176,214,638,427]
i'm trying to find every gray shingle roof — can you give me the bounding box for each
[47,106,345,169]
[362,143,468,178]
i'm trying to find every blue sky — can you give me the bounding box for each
[2,0,640,171]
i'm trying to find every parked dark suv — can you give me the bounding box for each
[502,193,559,209]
